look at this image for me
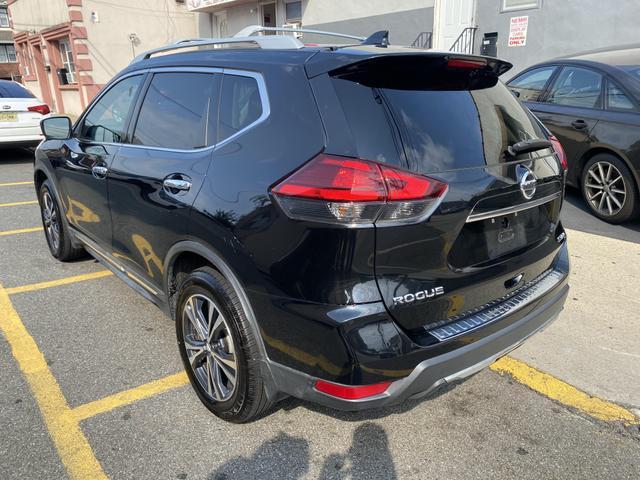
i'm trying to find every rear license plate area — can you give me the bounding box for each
[0,112,18,122]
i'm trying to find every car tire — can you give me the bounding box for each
[175,266,272,423]
[581,154,639,224]
[38,181,85,261]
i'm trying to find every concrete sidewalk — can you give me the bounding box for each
[512,228,640,411]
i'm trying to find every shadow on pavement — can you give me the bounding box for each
[0,147,36,165]
[560,187,640,244]
[207,423,397,480]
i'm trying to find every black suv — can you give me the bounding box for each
[35,27,569,423]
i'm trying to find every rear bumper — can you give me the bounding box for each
[268,271,568,411]
[0,125,43,146]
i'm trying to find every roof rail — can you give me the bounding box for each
[235,25,365,42]
[131,34,304,64]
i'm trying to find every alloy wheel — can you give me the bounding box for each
[584,161,626,217]
[182,294,238,402]
[42,191,60,252]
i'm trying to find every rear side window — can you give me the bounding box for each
[133,72,220,149]
[546,66,603,109]
[218,74,263,143]
[331,78,403,166]
[81,75,143,143]
[0,81,35,98]
[508,66,556,102]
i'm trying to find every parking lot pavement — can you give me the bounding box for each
[1,150,639,480]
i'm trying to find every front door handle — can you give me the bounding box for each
[571,119,588,130]
[92,165,108,179]
[163,178,192,193]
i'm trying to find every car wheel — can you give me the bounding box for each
[38,181,85,261]
[581,154,639,224]
[175,266,272,423]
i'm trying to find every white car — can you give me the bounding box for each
[0,80,51,148]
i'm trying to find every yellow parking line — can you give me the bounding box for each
[5,270,114,295]
[72,372,189,421]
[491,356,639,425]
[0,226,43,237]
[0,181,33,187]
[0,285,108,479]
[0,200,38,208]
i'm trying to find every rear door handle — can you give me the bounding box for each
[163,178,192,193]
[571,119,588,130]
[92,165,108,179]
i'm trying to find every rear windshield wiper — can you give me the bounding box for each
[506,138,552,157]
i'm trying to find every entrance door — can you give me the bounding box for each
[215,11,228,38]
[261,2,277,32]
[434,0,475,50]
[31,44,53,109]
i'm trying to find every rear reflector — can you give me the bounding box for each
[272,154,448,226]
[28,104,51,115]
[314,379,393,400]
[549,135,567,171]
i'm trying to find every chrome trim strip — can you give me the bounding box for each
[429,269,565,342]
[466,192,561,223]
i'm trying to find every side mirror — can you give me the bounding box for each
[41,116,72,140]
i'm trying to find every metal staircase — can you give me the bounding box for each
[449,26,478,54]
[411,31,433,49]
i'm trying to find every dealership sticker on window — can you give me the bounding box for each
[508,16,528,47]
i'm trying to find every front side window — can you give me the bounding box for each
[606,81,636,111]
[546,66,603,109]
[132,72,220,149]
[58,39,76,84]
[0,7,9,28]
[508,66,556,102]
[80,75,143,143]
[218,74,263,142]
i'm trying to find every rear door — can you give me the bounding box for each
[320,56,565,336]
[529,66,606,179]
[108,69,220,289]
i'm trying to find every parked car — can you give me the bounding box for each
[0,80,50,149]
[507,46,640,223]
[34,27,569,423]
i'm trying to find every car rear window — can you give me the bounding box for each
[0,81,35,98]
[331,78,545,173]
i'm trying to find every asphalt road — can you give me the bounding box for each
[1,148,638,480]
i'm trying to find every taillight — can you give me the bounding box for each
[271,154,448,226]
[549,135,567,171]
[314,379,393,400]
[28,104,51,115]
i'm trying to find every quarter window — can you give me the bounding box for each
[80,75,143,143]
[218,74,263,143]
[58,39,76,84]
[546,67,603,109]
[607,81,635,111]
[508,66,556,102]
[132,72,220,149]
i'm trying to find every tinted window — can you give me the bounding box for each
[607,81,635,110]
[546,66,603,108]
[133,72,220,149]
[508,67,556,102]
[331,78,402,165]
[81,75,142,143]
[0,81,35,98]
[218,75,262,142]
[381,82,545,172]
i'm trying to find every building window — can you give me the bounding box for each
[0,7,10,28]
[58,39,76,84]
[501,0,541,12]
[285,1,302,21]
[0,44,16,63]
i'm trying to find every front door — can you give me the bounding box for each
[261,2,277,32]
[53,74,144,248]
[108,70,221,288]
[435,0,475,50]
